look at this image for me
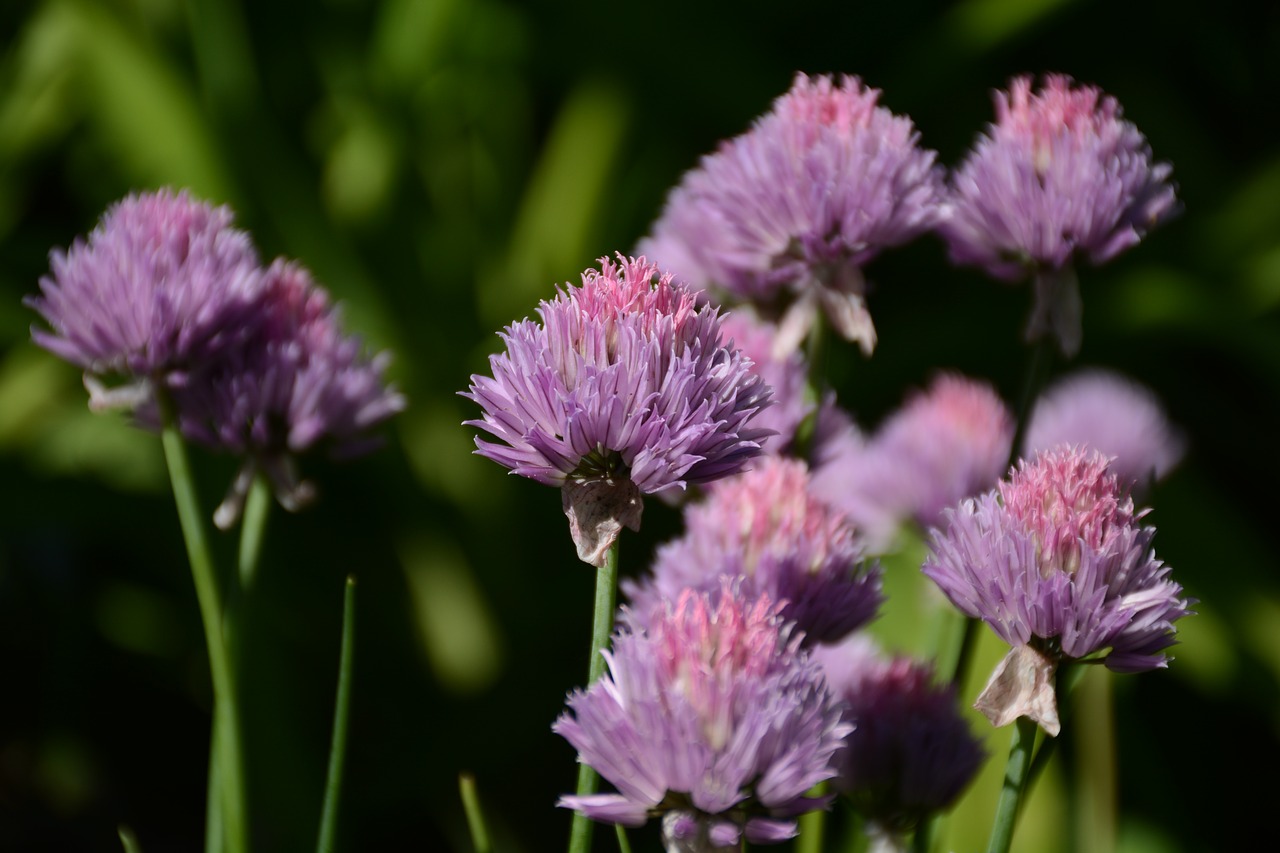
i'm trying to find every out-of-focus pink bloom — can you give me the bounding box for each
[641,73,944,356]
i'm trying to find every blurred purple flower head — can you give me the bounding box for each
[463,254,772,565]
[1025,369,1185,494]
[812,635,984,832]
[555,582,849,848]
[812,374,1012,552]
[639,72,945,356]
[624,456,883,646]
[718,311,813,455]
[26,188,266,411]
[170,260,406,527]
[923,446,1193,734]
[940,75,1179,355]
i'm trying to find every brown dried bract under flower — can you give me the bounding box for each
[974,643,1061,736]
[562,478,643,567]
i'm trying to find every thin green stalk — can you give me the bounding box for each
[796,782,828,853]
[1074,669,1115,853]
[237,475,272,590]
[614,825,632,853]
[159,415,248,853]
[118,826,143,853]
[985,716,1038,853]
[205,733,223,853]
[206,475,268,853]
[1007,335,1054,473]
[910,817,933,853]
[568,540,622,853]
[459,773,492,853]
[316,576,358,853]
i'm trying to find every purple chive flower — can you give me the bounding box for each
[463,254,772,566]
[26,188,267,411]
[923,447,1193,735]
[1024,369,1185,495]
[624,456,883,646]
[812,374,1012,552]
[168,260,406,527]
[812,635,984,834]
[639,73,944,356]
[555,583,850,849]
[941,75,1179,355]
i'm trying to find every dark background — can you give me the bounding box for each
[1,1,1277,851]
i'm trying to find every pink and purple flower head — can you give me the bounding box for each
[811,374,1012,552]
[639,72,944,356]
[812,635,985,833]
[554,582,849,849]
[26,188,267,411]
[1024,369,1185,495]
[463,254,772,565]
[923,446,1193,735]
[168,260,406,527]
[624,456,882,646]
[27,189,405,525]
[940,75,1179,355]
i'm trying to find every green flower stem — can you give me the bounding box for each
[459,773,492,853]
[985,716,1039,853]
[1007,334,1054,474]
[158,415,248,853]
[1074,668,1116,853]
[796,781,828,853]
[237,474,272,590]
[204,476,270,853]
[567,539,621,853]
[118,825,143,853]
[614,825,632,853]
[316,576,358,853]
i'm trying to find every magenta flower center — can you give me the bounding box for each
[999,449,1135,577]
[654,590,782,749]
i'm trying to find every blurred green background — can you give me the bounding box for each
[0,0,1277,850]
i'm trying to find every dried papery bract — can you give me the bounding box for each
[941,75,1179,355]
[923,446,1193,734]
[640,73,944,356]
[463,254,772,565]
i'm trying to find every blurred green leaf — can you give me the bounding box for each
[400,534,504,695]
[945,0,1073,52]
[94,580,185,658]
[479,79,630,326]
[66,0,232,199]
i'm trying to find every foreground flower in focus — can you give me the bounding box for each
[555,584,849,850]
[812,374,1012,552]
[813,635,984,837]
[640,73,944,356]
[463,254,772,565]
[26,189,266,411]
[625,456,882,645]
[170,260,406,527]
[1024,369,1185,495]
[941,75,1179,355]
[923,447,1193,735]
